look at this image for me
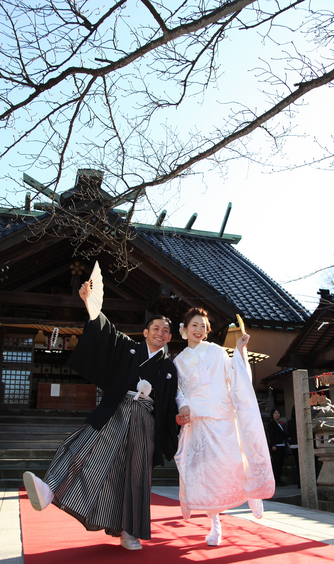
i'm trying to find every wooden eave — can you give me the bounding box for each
[278,301,334,368]
[0,290,147,311]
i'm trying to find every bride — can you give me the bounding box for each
[174,308,275,546]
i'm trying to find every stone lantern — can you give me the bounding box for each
[313,409,334,512]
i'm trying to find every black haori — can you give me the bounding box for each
[44,392,155,540]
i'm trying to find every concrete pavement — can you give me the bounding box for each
[1,485,333,564]
[0,489,24,564]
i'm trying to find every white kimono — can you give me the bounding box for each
[174,341,275,519]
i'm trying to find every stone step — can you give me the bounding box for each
[0,432,80,447]
[1,476,179,488]
[0,455,53,484]
[1,469,178,487]
[1,478,24,488]
[159,459,178,468]
[0,424,84,433]
[1,467,48,480]
[0,432,76,442]
[152,467,178,479]
[0,407,179,487]
[3,468,179,482]
[151,477,179,486]
[0,413,88,426]
[0,459,50,469]
[0,414,87,450]
[0,449,56,459]
[0,441,66,450]
[0,459,178,475]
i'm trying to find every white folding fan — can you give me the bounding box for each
[86,261,104,320]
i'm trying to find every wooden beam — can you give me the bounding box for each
[0,291,148,311]
[0,316,85,327]
[81,263,134,300]
[284,353,311,369]
[15,264,71,292]
[148,283,170,309]
[312,344,334,366]
[0,317,144,337]
[104,298,148,312]
[114,324,145,335]
[0,229,60,254]
[124,248,232,327]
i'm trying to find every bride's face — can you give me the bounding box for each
[185,315,207,348]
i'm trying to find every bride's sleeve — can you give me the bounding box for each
[224,347,275,498]
[175,386,189,410]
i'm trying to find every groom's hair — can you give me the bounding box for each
[145,315,173,333]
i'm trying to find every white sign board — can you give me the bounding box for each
[50,384,60,397]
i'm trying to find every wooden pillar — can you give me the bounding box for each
[293,369,318,509]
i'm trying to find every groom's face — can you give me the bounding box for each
[143,319,172,352]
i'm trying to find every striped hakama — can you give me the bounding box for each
[44,392,155,540]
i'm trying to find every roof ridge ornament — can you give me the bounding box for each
[219,202,232,238]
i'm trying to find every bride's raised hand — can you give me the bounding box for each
[236,332,250,354]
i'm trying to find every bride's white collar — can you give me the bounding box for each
[182,341,210,367]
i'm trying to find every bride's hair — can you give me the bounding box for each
[183,307,212,334]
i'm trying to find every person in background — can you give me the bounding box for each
[174,307,275,546]
[268,407,288,487]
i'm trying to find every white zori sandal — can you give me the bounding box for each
[120,531,142,550]
[23,471,54,511]
[205,514,222,546]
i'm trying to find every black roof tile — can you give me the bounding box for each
[137,230,309,325]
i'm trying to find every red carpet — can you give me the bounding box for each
[20,489,334,563]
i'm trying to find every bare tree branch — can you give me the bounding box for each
[284,264,334,284]
[140,0,169,34]
[0,0,256,121]
[126,66,334,190]
[1,0,334,272]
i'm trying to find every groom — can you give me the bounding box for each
[24,280,178,550]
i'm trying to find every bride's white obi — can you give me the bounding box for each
[174,341,275,518]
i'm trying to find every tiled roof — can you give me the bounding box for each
[261,367,296,384]
[137,230,310,325]
[0,210,310,326]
